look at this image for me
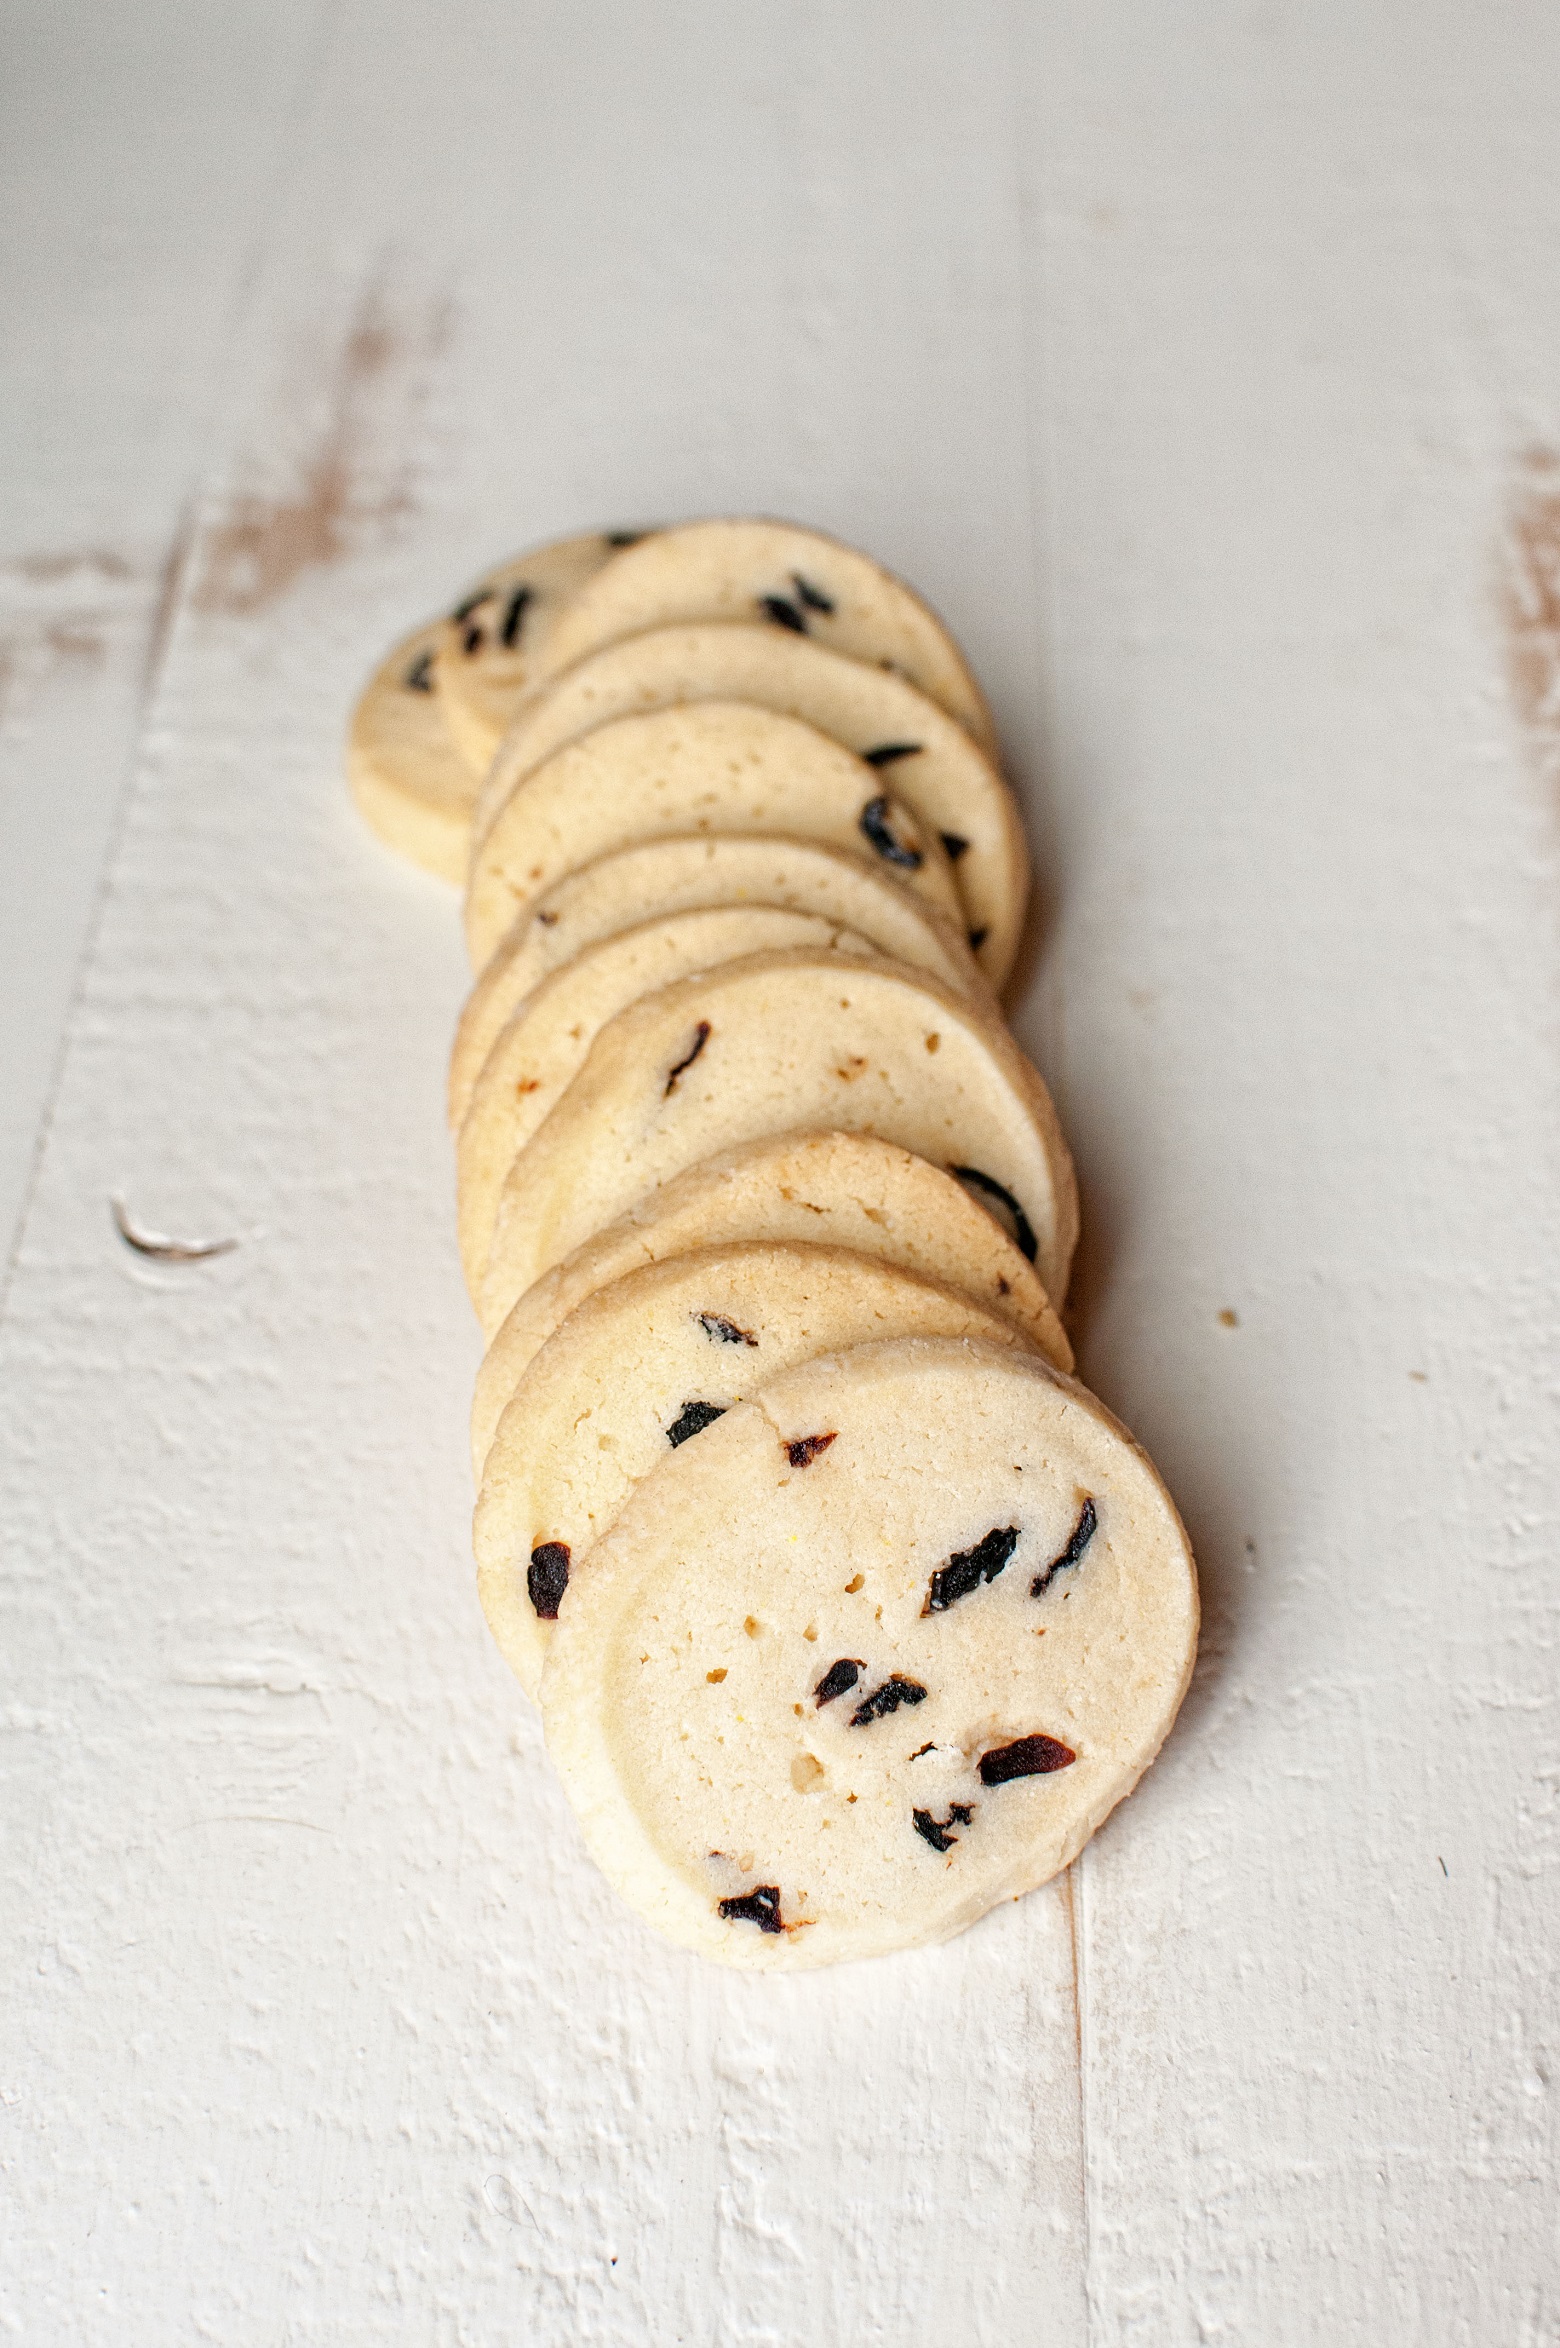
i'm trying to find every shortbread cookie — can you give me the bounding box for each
[473,626,1026,984]
[456,907,877,1299]
[430,528,641,773]
[540,1336,1198,1968]
[345,618,481,883]
[469,1131,1073,1477]
[449,835,985,1128]
[479,947,1077,1329]
[476,1244,1030,1697]
[531,519,997,755]
[463,702,959,968]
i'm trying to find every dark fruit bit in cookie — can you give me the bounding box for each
[968,927,988,953]
[978,1733,1076,1786]
[923,1524,1021,1615]
[791,572,835,614]
[403,648,436,692]
[940,831,970,862]
[1031,1498,1098,1598]
[604,529,644,547]
[461,620,485,654]
[850,1673,929,1727]
[527,1541,571,1619]
[912,1803,975,1853]
[499,583,533,648]
[696,1311,758,1346]
[950,1166,1038,1265]
[785,1431,837,1469]
[667,1399,727,1447]
[718,1885,784,1934]
[859,794,924,870]
[814,1657,865,1707]
[451,586,496,623]
[862,741,922,767]
[759,592,808,634]
[664,1019,711,1094]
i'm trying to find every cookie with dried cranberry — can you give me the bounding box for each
[478,946,1077,1332]
[539,1336,1198,1968]
[345,617,481,884]
[475,1244,1029,1698]
[431,528,642,772]
[471,624,1026,984]
[455,906,878,1302]
[525,518,997,755]
[463,702,960,969]
[448,833,986,1130]
[469,1129,1072,1478]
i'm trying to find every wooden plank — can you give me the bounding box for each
[0,6,1088,2341]
[1013,5,1560,2339]
[0,0,326,1266]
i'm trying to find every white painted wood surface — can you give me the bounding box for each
[2,4,1556,2340]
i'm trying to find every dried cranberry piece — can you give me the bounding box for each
[527,1542,570,1619]
[666,1400,725,1448]
[949,1165,1038,1264]
[912,1803,975,1853]
[978,1734,1075,1786]
[859,793,923,870]
[719,1886,784,1934]
[784,1431,836,1469]
[924,1524,1019,1614]
[850,1674,928,1727]
[664,1020,711,1095]
[813,1657,864,1708]
[696,1312,757,1346]
[1031,1499,1097,1598]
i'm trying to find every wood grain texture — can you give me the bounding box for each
[1,2,1556,2342]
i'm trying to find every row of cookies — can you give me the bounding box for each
[348,518,1198,1967]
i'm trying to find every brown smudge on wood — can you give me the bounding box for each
[194,283,451,616]
[7,550,134,584]
[42,621,105,666]
[1502,447,1560,781]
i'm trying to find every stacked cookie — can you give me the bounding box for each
[349,519,1197,1968]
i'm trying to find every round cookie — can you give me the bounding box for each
[469,1131,1074,1479]
[530,519,997,755]
[463,702,960,968]
[474,625,1026,985]
[478,947,1078,1330]
[476,1243,1031,1698]
[449,834,986,1128]
[345,617,482,883]
[455,906,878,1298]
[430,528,640,773]
[540,1336,1199,1968]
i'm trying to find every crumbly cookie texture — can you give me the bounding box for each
[529,518,997,756]
[473,624,1027,984]
[540,1336,1198,1969]
[454,907,877,1298]
[345,617,483,883]
[478,947,1078,1332]
[476,1244,1029,1697]
[463,701,960,969]
[431,528,637,772]
[469,1129,1073,1478]
[448,834,987,1129]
